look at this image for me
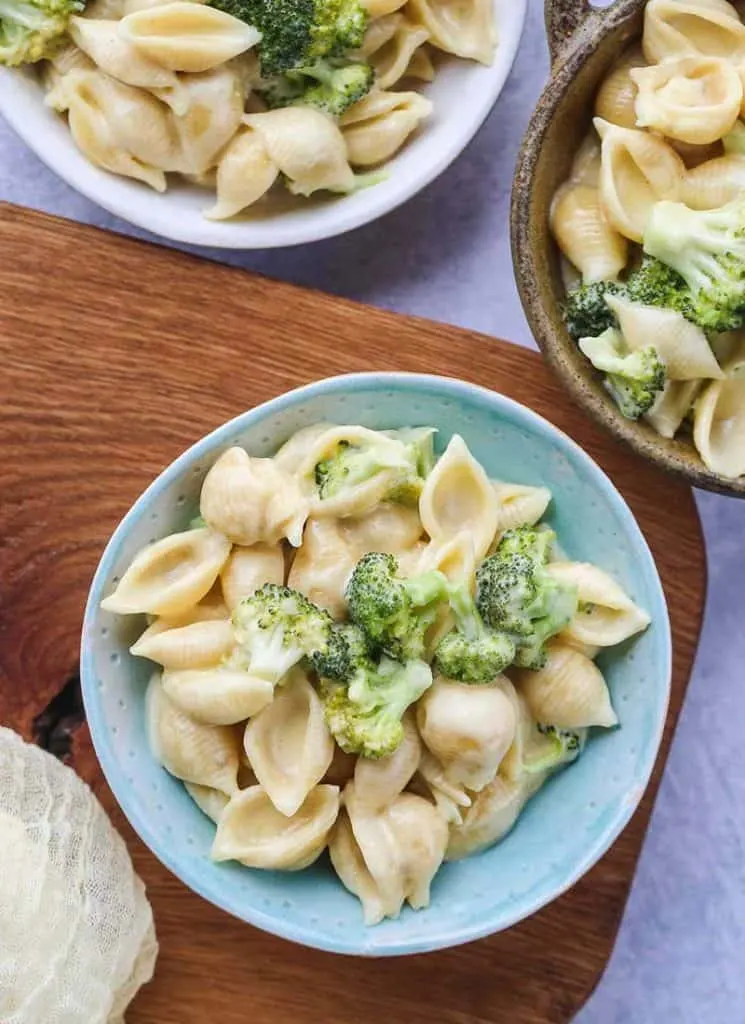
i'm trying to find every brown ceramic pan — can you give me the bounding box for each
[511,0,745,498]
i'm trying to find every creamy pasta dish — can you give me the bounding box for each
[551,0,745,479]
[101,424,650,925]
[0,0,497,219]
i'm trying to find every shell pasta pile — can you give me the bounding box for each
[102,424,650,925]
[551,0,745,479]
[0,0,498,220]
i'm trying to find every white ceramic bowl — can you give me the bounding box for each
[0,1,525,249]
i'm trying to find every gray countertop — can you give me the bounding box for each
[2,1,744,1019]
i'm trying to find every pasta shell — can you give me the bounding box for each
[211,784,340,869]
[294,424,418,518]
[693,343,745,477]
[406,0,496,64]
[146,673,239,793]
[119,2,261,72]
[168,65,246,174]
[357,14,430,89]
[243,108,356,195]
[204,126,278,220]
[547,562,651,647]
[594,47,646,129]
[419,434,499,561]
[200,446,308,547]
[329,809,390,925]
[220,543,284,612]
[445,773,544,861]
[342,785,447,917]
[643,0,745,65]
[513,645,618,729]
[184,781,229,823]
[550,184,628,283]
[594,117,685,242]
[59,69,179,192]
[69,16,181,92]
[131,618,234,668]
[352,712,421,811]
[645,378,703,438]
[682,153,745,207]
[341,90,432,166]
[161,667,274,725]
[490,480,552,537]
[606,294,724,380]
[101,527,231,616]
[632,56,742,145]
[417,676,517,792]
[243,671,334,817]
[383,793,448,910]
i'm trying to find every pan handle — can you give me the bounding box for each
[545,0,595,66]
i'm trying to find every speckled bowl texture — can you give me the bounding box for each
[81,373,671,956]
[511,0,745,498]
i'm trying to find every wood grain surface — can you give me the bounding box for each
[0,202,706,1024]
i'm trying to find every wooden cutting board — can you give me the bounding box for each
[0,202,706,1024]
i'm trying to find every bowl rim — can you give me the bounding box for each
[509,0,745,499]
[81,370,672,956]
[0,0,526,251]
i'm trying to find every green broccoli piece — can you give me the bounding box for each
[475,527,578,670]
[209,0,367,75]
[563,280,620,340]
[310,621,372,681]
[434,583,515,684]
[319,655,432,758]
[232,583,332,684]
[579,327,666,420]
[345,552,448,661]
[314,431,430,507]
[624,256,694,320]
[522,724,585,774]
[643,198,745,333]
[260,58,374,116]
[0,0,83,66]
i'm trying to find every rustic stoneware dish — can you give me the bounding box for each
[511,0,745,498]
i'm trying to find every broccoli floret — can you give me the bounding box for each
[563,280,620,340]
[496,524,554,563]
[434,583,515,684]
[644,199,745,333]
[314,430,430,506]
[624,256,694,319]
[310,621,372,681]
[0,0,82,66]
[232,583,332,684]
[260,58,373,116]
[209,0,367,75]
[522,724,585,774]
[475,528,577,670]
[345,552,448,661]
[579,327,666,420]
[319,655,432,758]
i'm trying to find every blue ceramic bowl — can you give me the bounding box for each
[81,373,671,956]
